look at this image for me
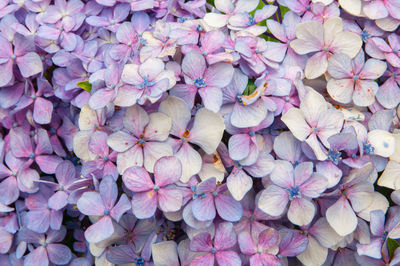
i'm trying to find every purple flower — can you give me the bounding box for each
[371,34,400,68]
[18,226,72,266]
[159,96,225,182]
[77,175,131,243]
[377,66,400,109]
[325,163,377,236]
[179,29,233,65]
[9,127,63,175]
[189,177,243,222]
[281,89,344,160]
[0,33,43,86]
[238,228,281,266]
[81,131,118,179]
[190,222,241,266]
[38,160,78,211]
[24,184,64,233]
[0,152,28,204]
[327,52,387,106]
[177,51,234,112]
[107,105,173,174]
[203,0,261,28]
[122,156,183,219]
[120,57,176,106]
[357,207,400,259]
[106,244,151,265]
[258,161,327,226]
[222,68,267,128]
[86,4,130,32]
[290,17,362,79]
[362,0,400,20]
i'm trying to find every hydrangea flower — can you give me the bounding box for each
[188,177,243,222]
[0,0,400,265]
[107,104,172,174]
[77,175,131,243]
[258,161,327,226]
[120,57,176,106]
[356,208,400,259]
[176,51,234,112]
[122,156,183,219]
[290,17,362,79]
[238,228,281,265]
[0,33,43,86]
[281,89,344,160]
[159,96,225,182]
[190,222,241,266]
[327,52,387,106]
[18,226,72,266]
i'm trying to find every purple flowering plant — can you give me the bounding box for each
[0,0,400,265]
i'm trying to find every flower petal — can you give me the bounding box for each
[84,216,114,243]
[258,185,289,216]
[326,196,358,236]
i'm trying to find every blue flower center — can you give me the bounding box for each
[234,161,242,169]
[249,130,255,136]
[353,75,359,81]
[103,156,109,162]
[139,38,147,45]
[10,54,16,60]
[153,185,160,191]
[138,138,146,144]
[210,248,217,254]
[196,25,203,32]
[41,242,47,247]
[360,30,371,42]
[139,77,155,89]
[50,128,56,135]
[104,209,110,215]
[363,142,374,155]
[285,96,290,102]
[286,185,301,200]
[236,95,244,105]
[194,77,207,88]
[247,14,255,25]
[394,48,399,54]
[212,191,218,197]
[29,152,35,159]
[177,17,189,23]
[328,149,342,165]
[381,231,389,241]
[134,257,145,265]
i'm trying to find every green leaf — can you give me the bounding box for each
[388,238,400,259]
[243,80,257,96]
[280,6,290,16]
[77,81,92,92]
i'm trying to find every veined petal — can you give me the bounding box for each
[281,108,310,141]
[258,185,288,216]
[287,198,315,226]
[326,196,358,236]
[190,108,225,154]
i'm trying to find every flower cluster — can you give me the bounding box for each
[0,0,400,265]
